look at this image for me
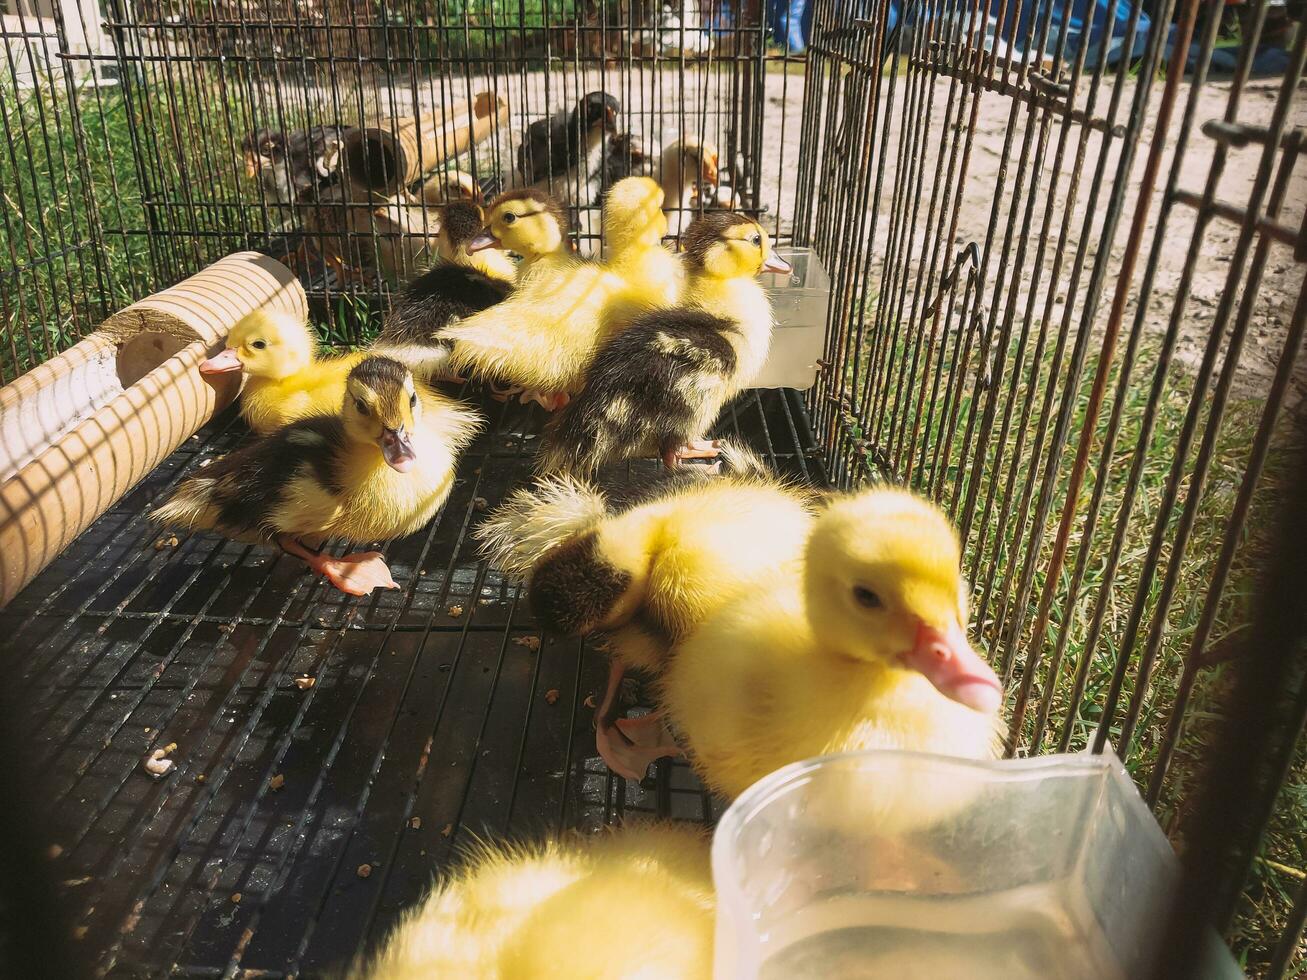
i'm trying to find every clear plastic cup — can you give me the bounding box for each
[712,749,1242,980]
[754,247,830,390]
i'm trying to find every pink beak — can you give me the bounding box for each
[761,253,793,276]
[199,348,243,374]
[465,230,500,253]
[899,619,1003,714]
[380,427,416,473]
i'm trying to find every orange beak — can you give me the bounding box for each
[701,153,719,185]
[243,153,258,178]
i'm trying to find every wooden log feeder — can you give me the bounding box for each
[341,91,510,196]
[0,251,307,607]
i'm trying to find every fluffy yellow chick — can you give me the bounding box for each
[601,175,684,314]
[440,189,622,408]
[348,824,713,980]
[662,487,1006,802]
[477,445,816,779]
[155,357,480,596]
[200,309,365,435]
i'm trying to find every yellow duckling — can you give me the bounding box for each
[374,202,517,382]
[477,444,816,780]
[200,309,365,435]
[155,357,480,596]
[536,212,790,477]
[348,824,713,980]
[601,174,684,315]
[662,487,1006,801]
[441,189,616,409]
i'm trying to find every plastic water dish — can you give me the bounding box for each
[753,247,830,390]
[712,750,1243,980]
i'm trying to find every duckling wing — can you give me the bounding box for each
[536,309,737,476]
[153,416,345,541]
[442,263,619,391]
[380,262,514,345]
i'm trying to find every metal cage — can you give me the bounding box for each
[0,0,1304,974]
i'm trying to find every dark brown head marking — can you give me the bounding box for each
[441,202,486,248]
[680,211,753,270]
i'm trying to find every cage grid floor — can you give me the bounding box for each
[1,386,821,978]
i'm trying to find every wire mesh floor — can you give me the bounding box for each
[0,385,821,977]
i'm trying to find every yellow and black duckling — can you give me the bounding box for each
[662,487,1006,807]
[534,212,790,477]
[199,309,365,436]
[155,357,480,596]
[348,823,713,980]
[477,445,817,779]
[377,202,516,361]
[440,189,626,410]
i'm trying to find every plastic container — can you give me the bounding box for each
[753,246,830,390]
[712,749,1243,980]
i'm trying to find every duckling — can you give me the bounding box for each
[379,202,516,348]
[199,309,366,435]
[660,137,720,237]
[241,125,349,205]
[477,444,815,779]
[348,823,713,980]
[601,174,684,313]
[522,92,620,207]
[154,357,480,596]
[417,168,483,205]
[535,212,791,477]
[440,189,627,410]
[603,131,660,187]
[662,487,1006,801]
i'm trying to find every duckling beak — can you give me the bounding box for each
[701,154,719,185]
[900,619,1003,714]
[199,348,243,374]
[760,253,793,276]
[465,230,501,253]
[380,426,417,472]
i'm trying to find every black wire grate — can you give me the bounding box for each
[0,385,821,977]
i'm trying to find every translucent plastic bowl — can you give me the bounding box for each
[712,750,1242,980]
[754,247,830,390]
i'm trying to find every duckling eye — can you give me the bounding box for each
[355,398,369,416]
[852,586,883,610]
[250,339,267,350]
[409,392,418,409]
[750,234,762,247]
[503,212,517,225]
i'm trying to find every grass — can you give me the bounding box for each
[0,79,152,382]
[841,309,1304,974]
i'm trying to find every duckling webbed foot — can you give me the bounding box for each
[520,389,571,412]
[279,537,399,596]
[490,381,524,402]
[595,661,682,781]
[661,439,722,470]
